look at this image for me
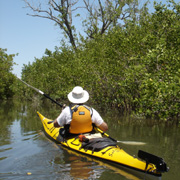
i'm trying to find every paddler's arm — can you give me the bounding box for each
[97,122,108,132]
[91,108,108,132]
[53,105,67,128]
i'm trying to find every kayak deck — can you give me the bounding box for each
[37,111,168,178]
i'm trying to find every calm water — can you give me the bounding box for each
[0,100,179,180]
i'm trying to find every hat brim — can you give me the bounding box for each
[68,90,89,104]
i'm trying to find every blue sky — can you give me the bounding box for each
[0,0,179,77]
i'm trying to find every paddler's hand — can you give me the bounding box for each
[62,104,66,110]
[47,119,60,127]
[53,119,61,127]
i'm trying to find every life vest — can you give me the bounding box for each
[69,105,93,134]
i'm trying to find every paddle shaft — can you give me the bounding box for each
[95,127,117,142]
[17,77,63,107]
[95,127,147,145]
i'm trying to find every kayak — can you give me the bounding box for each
[37,111,168,179]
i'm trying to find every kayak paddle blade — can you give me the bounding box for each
[138,150,169,173]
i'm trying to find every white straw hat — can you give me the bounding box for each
[68,86,89,104]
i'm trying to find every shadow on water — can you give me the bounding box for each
[0,99,179,180]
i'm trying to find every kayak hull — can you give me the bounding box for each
[37,111,162,178]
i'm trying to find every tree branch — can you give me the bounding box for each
[23,0,143,48]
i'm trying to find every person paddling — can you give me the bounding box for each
[53,86,108,136]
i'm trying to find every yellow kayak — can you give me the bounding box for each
[37,111,168,178]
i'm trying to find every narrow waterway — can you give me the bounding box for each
[0,100,179,180]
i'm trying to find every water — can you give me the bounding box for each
[0,100,179,180]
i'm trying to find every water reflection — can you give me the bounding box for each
[68,157,92,179]
[59,146,162,180]
[59,147,104,179]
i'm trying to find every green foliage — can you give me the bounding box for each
[0,48,17,99]
[136,1,180,120]
[21,1,180,121]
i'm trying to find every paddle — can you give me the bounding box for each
[17,77,146,145]
[16,77,63,108]
[95,127,146,145]
[138,150,169,172]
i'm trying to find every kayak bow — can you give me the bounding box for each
[37,111,168,179]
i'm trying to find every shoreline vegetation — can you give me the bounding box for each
[1,1,179,122]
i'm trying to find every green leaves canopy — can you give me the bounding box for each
[0,48,16,99]
[21,1,180,121]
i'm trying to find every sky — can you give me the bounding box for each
[0,0,179,77]
[0,0,61,77]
